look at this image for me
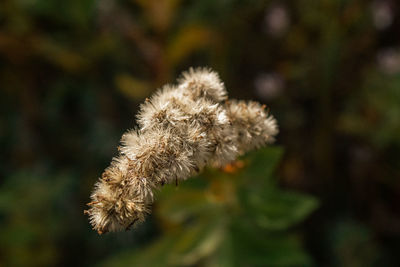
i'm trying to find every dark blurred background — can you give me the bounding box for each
[1,0,400,266]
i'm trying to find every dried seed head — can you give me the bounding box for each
[178,67,227,103]
[225,100,279,154]
[85,67,279,234]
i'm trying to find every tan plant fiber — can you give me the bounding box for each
[85,67,278,234]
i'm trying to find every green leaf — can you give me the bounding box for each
[205,232,234,267]
[156,188,217,223]
[241,146,284,185]
[244,189,319,230]
[170,216,225,266]
[101,234,179,267]
[231,222,313,267]
[102,216,225,267]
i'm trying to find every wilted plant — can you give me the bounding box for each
[85,68,278,234]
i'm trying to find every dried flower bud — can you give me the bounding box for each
[178,67,227,102]
[85,67,278,234]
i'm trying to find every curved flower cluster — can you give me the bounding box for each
[85,67,278,234]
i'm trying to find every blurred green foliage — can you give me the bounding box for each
[102,147,318,266]
[1,0,400,266]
